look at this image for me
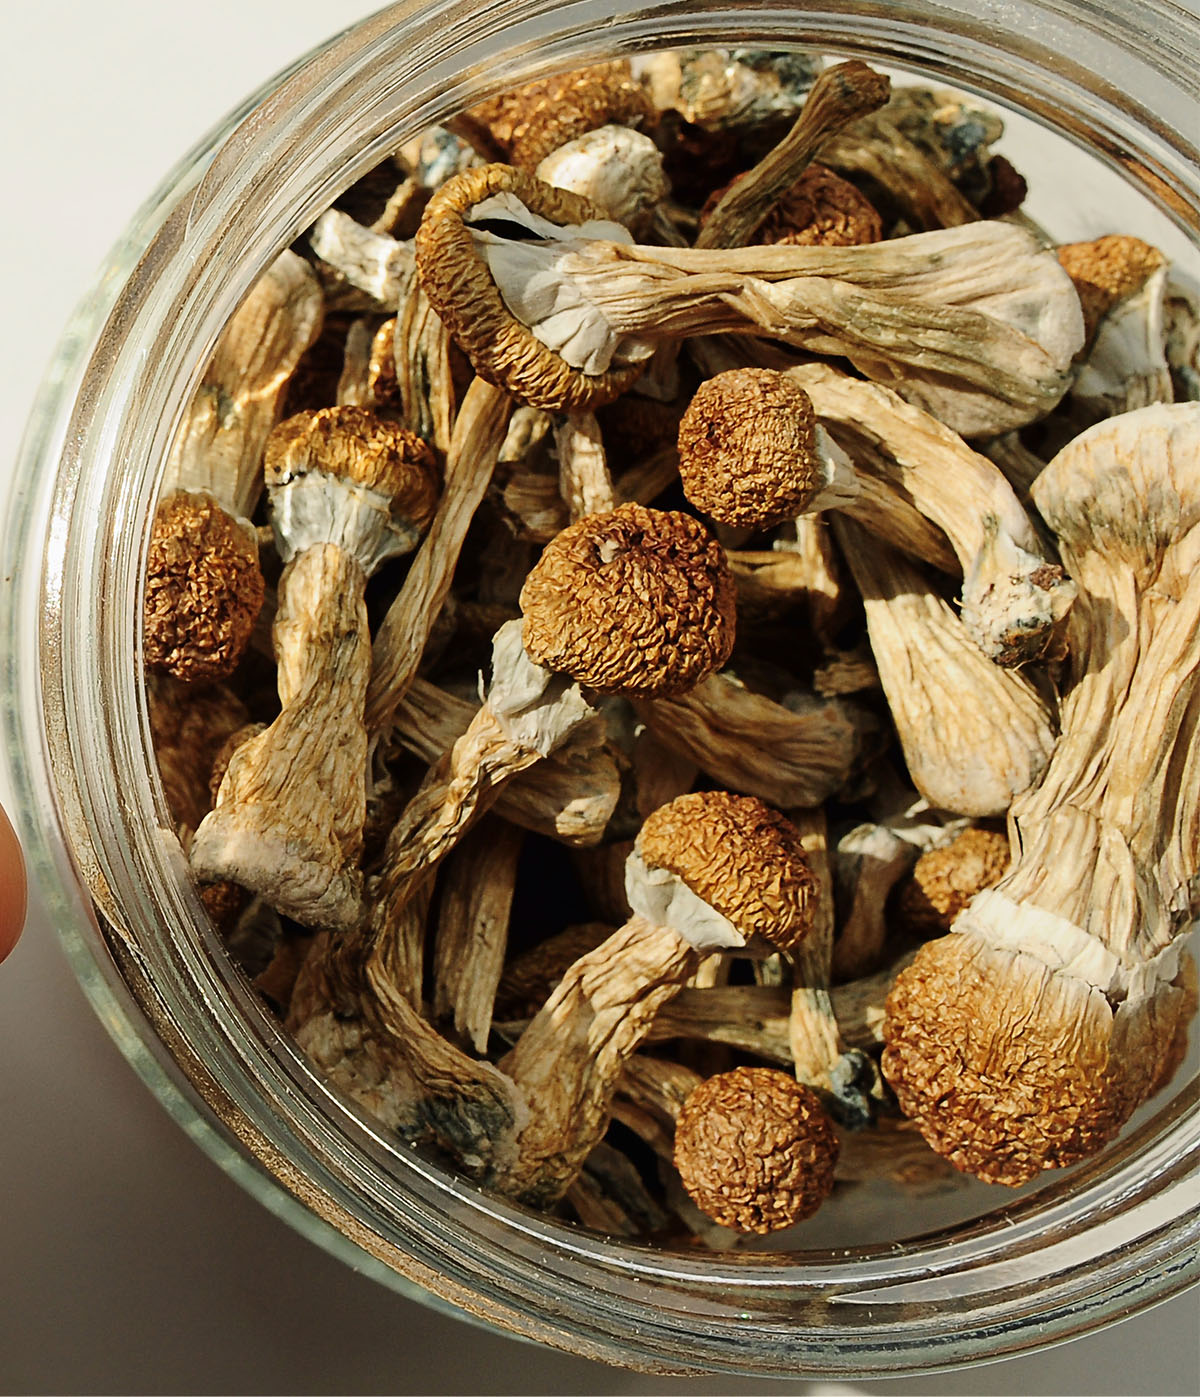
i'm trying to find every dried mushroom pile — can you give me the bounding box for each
[146,50,1200,1243]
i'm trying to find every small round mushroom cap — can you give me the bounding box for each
[699,162,883,248]
[265,405,440,531]
[144,491,265,685]
[1057,235,1166,343]
[636,790,818,950]
[467,61,656,171]
[519,502,736,697]
[677,369,822,529]
[674,1067,839,1233]
[895,826,1011,936]
[415,163,646,411]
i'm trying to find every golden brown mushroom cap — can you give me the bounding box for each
[265,405,440,531]
[677,368,822,529]
[673,1066,839,1233]
[895,826,1011,936]
[143,491,265,685]
[636,790,818,950]
[519,502,736,697]
[414,163,646,411]
[880,932,1186,1186]
[467,61,655,171]
[1057,235,1166,343]
[699,162,883,249]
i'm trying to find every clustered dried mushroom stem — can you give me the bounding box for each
[883,403,1200,1185]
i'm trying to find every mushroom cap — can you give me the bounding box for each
[673,1066,839,1233]
[265,405,440,530]
[699,162,883,248]
[677,369,822,529]
[143,490,265,685]
[895,826,1011,936]
[1057,235,1166,343]
[880,931,1186,1186]
[467,61,655,171]
[414,163,646,411]
[519,502,736,697]
[636,790,818,950]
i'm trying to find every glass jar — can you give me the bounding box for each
[3,0,1198,1378]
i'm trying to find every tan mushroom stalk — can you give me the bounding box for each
[833,518,1057,818]
[415,163,1083,431]
[787,362,1076,665]
[700,162,883,249]
[308,209,416,311]
[673,1066,839,1233]
[694,60,890,250]
[191,407,440,929]
[882,403,1200,1186]
[344,503,736,1009]
[492,790,819,1206]
[676,368,857,529]
[553,409,614,519]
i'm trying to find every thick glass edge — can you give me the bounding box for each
[5,0,1199,1377]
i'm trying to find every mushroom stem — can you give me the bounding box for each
[395,279,456,455]
[191,546,370,928]
[308,209,416,310]
[554,409,615,518]
[883,404,1200,1185]
[494,915,703,1206]
[696,60,890,249]
[366,377,513,735]
[833,519,1057,818]
[787,361,1075,664]
[164,250,324,518]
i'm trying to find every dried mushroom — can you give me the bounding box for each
[493,791,818,1204]
[883,403,1200,1185]
[673,1067,839,1233]
[416,162,1083,430]
[190,408,440,929]
[894,826,1011,936]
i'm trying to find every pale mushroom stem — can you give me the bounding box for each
[554,409,614,519]
[395,279,456,456]
[696,59,890,250]
[366,378,513,736]
[787,361,1075,665]
[493,916,702,1207]
[163,250,323,518]
[832,518,1057,818]
[190,545,370,929]
[883,404,1200,1185]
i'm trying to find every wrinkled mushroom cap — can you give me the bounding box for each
[265,405,440,530]
[467,61,656,171]
[880,931,1187,1186]
[677,369,822,529]
[895,826,1011,936]
[699,162,883,248]
[519,502,736,697]
[636,790,818,949]
[144,491,264,685]
[674,1066,839,1233]
[1057,235,1167,343]
[415,163,646,411]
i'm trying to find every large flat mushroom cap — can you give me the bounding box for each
[674,1066,839,1233]
[636,790,818,950]
[414,163,646,411]
[519,502,736,697]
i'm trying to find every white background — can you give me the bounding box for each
[1,3,1198,1393]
